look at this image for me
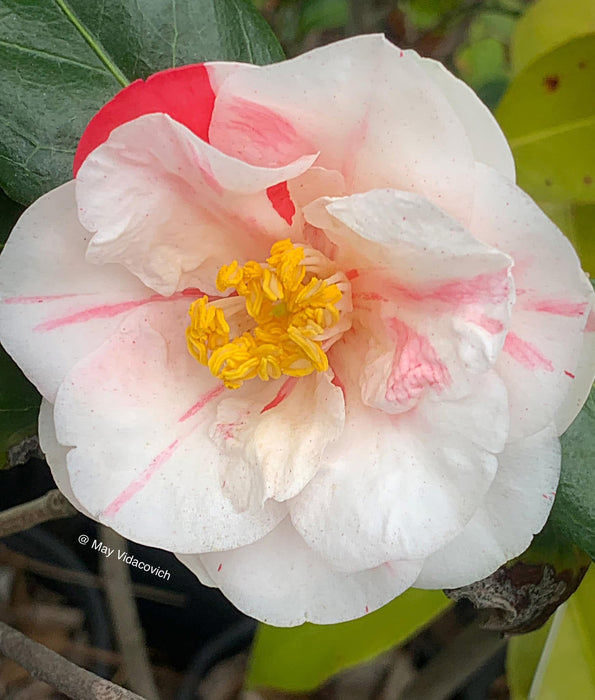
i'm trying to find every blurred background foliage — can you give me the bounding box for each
[0,0,593,697]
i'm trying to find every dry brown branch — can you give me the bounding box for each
[0,490,76,538]
[0,544,185,607]
[100,525,160,700]
[0,619,145,700]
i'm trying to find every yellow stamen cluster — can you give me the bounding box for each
[186,239,343,389]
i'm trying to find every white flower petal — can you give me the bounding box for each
[77,113,317,296]
[469,164,595,437]
[0,182,151,401]
[305,189,514,411]
[177,518,423,626]
[53,300,285,552]
[290,353,507,572]
[38,399,92,518]
[415,424,561,589]
[209,35,476,224]
[211,371,345,511]
[407,52,515,181]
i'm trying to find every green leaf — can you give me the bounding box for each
[0,0,283,205]
[539,201,595,274]
[0,188,24,251]
[496,35,595,204]
[517,566,595,698]
[0,191,40,468]
[507,618,553,699]
[246,589,449,693]
[511,0,595,75]
[0,345,41,469]
[549,387,595,560]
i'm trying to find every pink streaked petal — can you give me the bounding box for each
[0,182,151,402]
[77,113,317,296]
[466,163,595,437]
[74,64,216,174]
[211,372,344,511]
[383,318,451,410]
[209,36,476,222]
[3,293,84,305]
[521,299,589,317]
[102,439,181,517]
[260,376,298,414]
[291,358,506,571]
[178,385,226,423]
[54,299,285,552]
[209,95,314,168]
[34,288,211,333]
[503,332,554,372]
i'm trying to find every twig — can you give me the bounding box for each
[0,490,76,538]
[100,525,160,700]
[400,624,505,699]
[0,620,145,700]
[0,544,186,607]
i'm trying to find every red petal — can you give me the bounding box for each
[73,64,216,175]
[266,181,296,225]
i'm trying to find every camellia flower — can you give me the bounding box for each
[1,35,593,626]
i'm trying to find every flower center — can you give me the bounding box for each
[186,239,348,389]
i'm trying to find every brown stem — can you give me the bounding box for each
[0,490,76,538]
[0,620,145,700]
[100,525,160,700]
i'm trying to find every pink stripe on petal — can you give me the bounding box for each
[34,288,212,332]
[386,318,451,404]
[387,269,511,307]
[429,269,511,305]
[464,312,505,335]
[523,299,588,317]
[178,385,225,422]
[503,332,554,372]
[3,293,85,305]
[102,439,181,517]
[353,291,389,302]
[260,377,298,414]
[564,370,575,378]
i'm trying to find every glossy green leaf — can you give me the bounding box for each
[246,589,449,692]
[527,566,595,698]
[0,346,41,469]
[497,36,595,204]
[507,619,553,699]
[549,387,595,560]
[0,190,40,468]
[0,0,283,205]
[539,201,595,274]
[511,0,595,75]
[0,189,24,251]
